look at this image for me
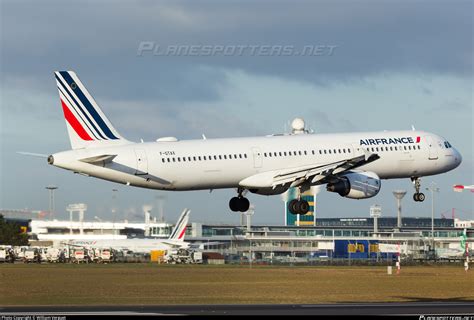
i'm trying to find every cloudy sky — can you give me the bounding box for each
[1,0,472,224]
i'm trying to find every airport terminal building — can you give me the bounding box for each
[3,206,471,262]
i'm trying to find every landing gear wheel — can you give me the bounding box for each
[298,200,310,215]
[289,199,300,215]
[417,193,425,202]
[229,196,250,212]
[413,192,426,202]
[288,199,310,215]
[239,197,250,212]
[229,197,241,212]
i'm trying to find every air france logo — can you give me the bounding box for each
[360,136,420,146]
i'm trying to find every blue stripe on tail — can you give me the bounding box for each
[59,71,119,140]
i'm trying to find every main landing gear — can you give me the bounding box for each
[229,188,250,212]
[288,199,310,215]
[411,177,426,202]
[288,186,310,215]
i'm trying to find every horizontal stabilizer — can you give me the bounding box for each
[79,154,117,165]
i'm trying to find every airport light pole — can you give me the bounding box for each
[45,185,58,220]
[426,182,440,250]
[392,190,407,230]
[112,189,118,237]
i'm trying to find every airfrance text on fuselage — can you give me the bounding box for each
[360,137,418,146]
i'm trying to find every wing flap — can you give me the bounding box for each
[239,152,380,189]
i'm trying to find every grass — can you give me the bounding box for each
[1,264,473,306]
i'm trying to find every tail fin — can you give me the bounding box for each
[54,71,129,149]
[168,209,190,241]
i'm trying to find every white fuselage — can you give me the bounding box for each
[50,130,462,192]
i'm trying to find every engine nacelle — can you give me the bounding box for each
[326,171,381,199]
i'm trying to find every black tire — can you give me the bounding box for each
[298,200,310,215]
[288,199,300,214]
[413,193,419,202]
[418,193,425,202]
[239,197,250,212]
[229,197,241,212]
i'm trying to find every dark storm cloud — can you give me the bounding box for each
[1,0,472,104]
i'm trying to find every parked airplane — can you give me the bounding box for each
[453,185,474,193]
[67,208,190,253]
[47,71,462,214]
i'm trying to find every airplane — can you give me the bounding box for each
[46,71,462,215]
[453,185,474,193]
[66,208,191,253]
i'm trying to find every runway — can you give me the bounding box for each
[2,302,474,316]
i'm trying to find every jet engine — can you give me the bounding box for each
[326,171,381,199]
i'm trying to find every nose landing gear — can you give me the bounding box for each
[412,177,425,202]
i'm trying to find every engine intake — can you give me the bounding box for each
[326,171,381,199]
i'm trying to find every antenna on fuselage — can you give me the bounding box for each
[411,125,416,131]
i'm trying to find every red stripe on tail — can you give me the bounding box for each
[61,99,93,141]
[178,227,187,240]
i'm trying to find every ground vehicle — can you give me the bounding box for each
[23,248,41,263]
[0,247,15,263]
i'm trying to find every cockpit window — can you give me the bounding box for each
[444,141,452,148]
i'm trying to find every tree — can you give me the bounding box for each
[0,215,29,246]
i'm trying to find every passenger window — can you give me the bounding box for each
[338,149,341,153]
[239,154,242,159]
[324,150,327,154]
[418,145,421,150]
[279,152,282,156]
[304,151,307,155]
[244,154,247,158]
[172,158,176,162]
[328,150,332,154]
[312,150,315,155]
[167,158,170,162]
[223,155,227,159]
[394,147,397,151]
[182,157,186,162]
[162,158,165,163]
[319,150,322,154]
[198,156,201,161]
[219,155,222,160]
[214,155,217,160]
[264,153,267,157]
[283,152,287,156]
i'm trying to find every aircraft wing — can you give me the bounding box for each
[239,152,380,189]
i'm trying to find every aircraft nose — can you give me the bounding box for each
[453,148,462,167]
